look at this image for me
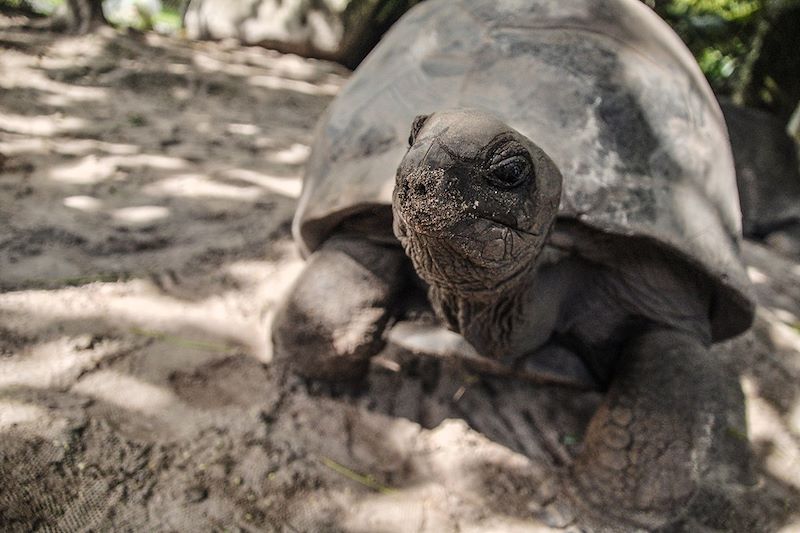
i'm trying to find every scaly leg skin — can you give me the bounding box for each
[567,329,749,530]
[272,235,406,381]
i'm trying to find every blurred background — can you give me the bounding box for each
[2,0,799,117]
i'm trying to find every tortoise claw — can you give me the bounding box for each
[566,330,747,530]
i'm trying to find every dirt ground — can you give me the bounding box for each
[1,16,799,532]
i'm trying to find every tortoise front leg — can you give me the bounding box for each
[272,235,407,381]
[568,329,750,529]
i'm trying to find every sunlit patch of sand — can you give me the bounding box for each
[0,401,49,430]
[223,168,302,198]
[0,256,304,366]
[49,154,118,184]
[0,335,142,390]
[72,369,184,416]
[113,205,170,225]
[0,113,87,137]
[748,266,768,284]
[49,153,187,184]
[227,123,261,136]
[742,376,800,490]
[144,173,264,201]
[64,195,103,212]
[266,142,310,165]
[248,74,340,95]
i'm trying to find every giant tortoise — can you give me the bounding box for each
[273,0,755,527]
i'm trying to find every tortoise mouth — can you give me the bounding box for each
[398,208,538,241]
[476,214,540,238]
[449,216,538,267]
[398,226,537,295]
[395,209,539,273]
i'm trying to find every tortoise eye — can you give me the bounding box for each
[487,155,532,188]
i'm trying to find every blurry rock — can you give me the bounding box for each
[184,0,343,60]
[183,0,422,68]
[722,102,800,255]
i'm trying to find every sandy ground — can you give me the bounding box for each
[0,17,799,532]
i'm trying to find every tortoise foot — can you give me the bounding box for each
[567,329,748,530]
[272,236,406,381]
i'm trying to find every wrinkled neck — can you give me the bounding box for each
[427,266,535,360]
[399,224,546,359]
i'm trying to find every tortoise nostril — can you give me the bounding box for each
[414,183,427,196]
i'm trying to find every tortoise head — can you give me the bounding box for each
[393,109,562,297]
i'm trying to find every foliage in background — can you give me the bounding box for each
[0,0,60,15]
[0,0,183,32]
[648,0,762,93]
[647,0,800,119]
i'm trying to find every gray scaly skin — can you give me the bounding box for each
[273,109,746,529]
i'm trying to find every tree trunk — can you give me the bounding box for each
[733,0,800,121]
[337,0,425,69]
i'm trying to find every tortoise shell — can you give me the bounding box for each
[293,0,754,340]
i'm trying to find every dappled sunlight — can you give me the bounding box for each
[0,335,142,390]
[229,45,338,80]
[331,418,557,533]
[191,51,253,77]
[0,112,87,136]
[63,195,103,212]
[221,256,304,307]
[0,278,272,363]
[165,62,191,75]
[0,135,48,155]
[68,367,226,439]
[742,376,800,490]
[190,45,346,93]
[71,369,184,417]
[45,31,109,65]
[266,142,310,165]
[52,139,139,157]
[760,310,800,362]
[0,397,79,445]
[778,520,800,533]
[0,137,139,157]
[112,205,170,225]
[742,242,800,325]
[143,173,264,201]
[50,154,186,185]
[2,70,108,107]
[763,306,800,324]
[0,21,317,294]
[223,168,302,198]
[790,401,800,435]
[107,153,187,169]
[49,154,118,184]
[747,265,768,284]
[49,153,186,184]
[227,122,261,136]
[248,73,340,96]
[0,401,49,430]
